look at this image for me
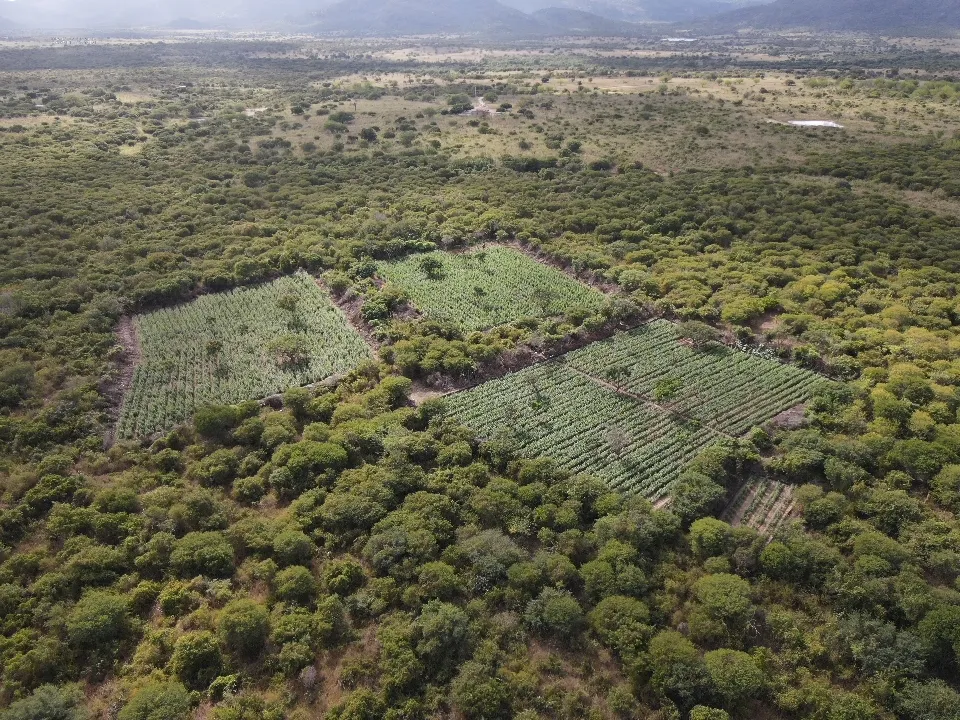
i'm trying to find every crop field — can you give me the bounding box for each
[444,320,828,499]
[443,362,723,500]
[722,479,797,534]
[117,272,372,438]
[565,320,830,436]
[375,247,606,331]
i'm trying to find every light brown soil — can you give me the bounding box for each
[729,482,763,527]
[103,315,142,446]
[409,383,444,406]
[768,403,808,430]
[315,276,384,352]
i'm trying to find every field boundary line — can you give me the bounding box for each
[565,366,738,441]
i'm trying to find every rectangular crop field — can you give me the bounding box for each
[376,247,606,331]
[564,320,830,436]
[444,363,724,501]
[444,320,829,500]
[117,272,372,438]
[722,479,796,535]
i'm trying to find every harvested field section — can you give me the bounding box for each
[722,479,797,534]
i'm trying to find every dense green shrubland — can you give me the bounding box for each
[1,38,960,720]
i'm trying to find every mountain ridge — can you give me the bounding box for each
[699,0,960,34]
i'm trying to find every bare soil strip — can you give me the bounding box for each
[730,483,764,527]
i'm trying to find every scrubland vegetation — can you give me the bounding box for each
[1,31,960,720]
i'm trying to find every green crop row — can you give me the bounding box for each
[445,320,828,499]
[376,246,606,331]
[564,320,830,435]
[117,272,372,438]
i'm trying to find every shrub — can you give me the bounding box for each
[272,529,315,567]
[66,590,130,658]
[218,599,269,659]
[2,684,87,720]
[170,531,235,578]
[170,631,223,690]
[523,588,584,642]
[117,681,191,720]
[273,565,318,605]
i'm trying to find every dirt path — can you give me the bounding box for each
[115,316,140,397]
[103,316,141,446]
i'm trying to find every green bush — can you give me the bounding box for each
[170,531,235,578]
[169,631,223,690]
[117,681,191,720]
[218,599,269,659]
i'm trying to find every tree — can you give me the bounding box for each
[690,574,755,645]
[450,661,510,720]
[418,255,444,279]
[704,649,765,707]
[194,405,242,439]
[267,335,310,369]
[169,531,235,578]
[898,679,960,720]
[414,600,470,679]
[690,518,733,559]
[677,321,721,349]
[648,630,714,712]
[273,565,317,606]
[66,590,130,660]
[170,631,223,690]
[117,682,191,720]
[219,599,269,660]
[523,588,585,642]
[272,529,315,567]
[2,684,87,720]
[589,595,653,664]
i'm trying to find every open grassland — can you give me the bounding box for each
[376,246,606,331]
[445,320,828,499]
[566,320,831,435]
[117,272,371,438]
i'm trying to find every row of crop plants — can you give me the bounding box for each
[563,319,829,435]
[376,247,606,331]
[443,362,723,501]
[117,272,371,438]
[721,479,796,534]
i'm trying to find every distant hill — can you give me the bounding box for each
[701,0,960,34]
[502,0,768,22]
[313,0,537,34]
[531,7,640,33]
[312,0,641,35]
[167,17,215,30]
